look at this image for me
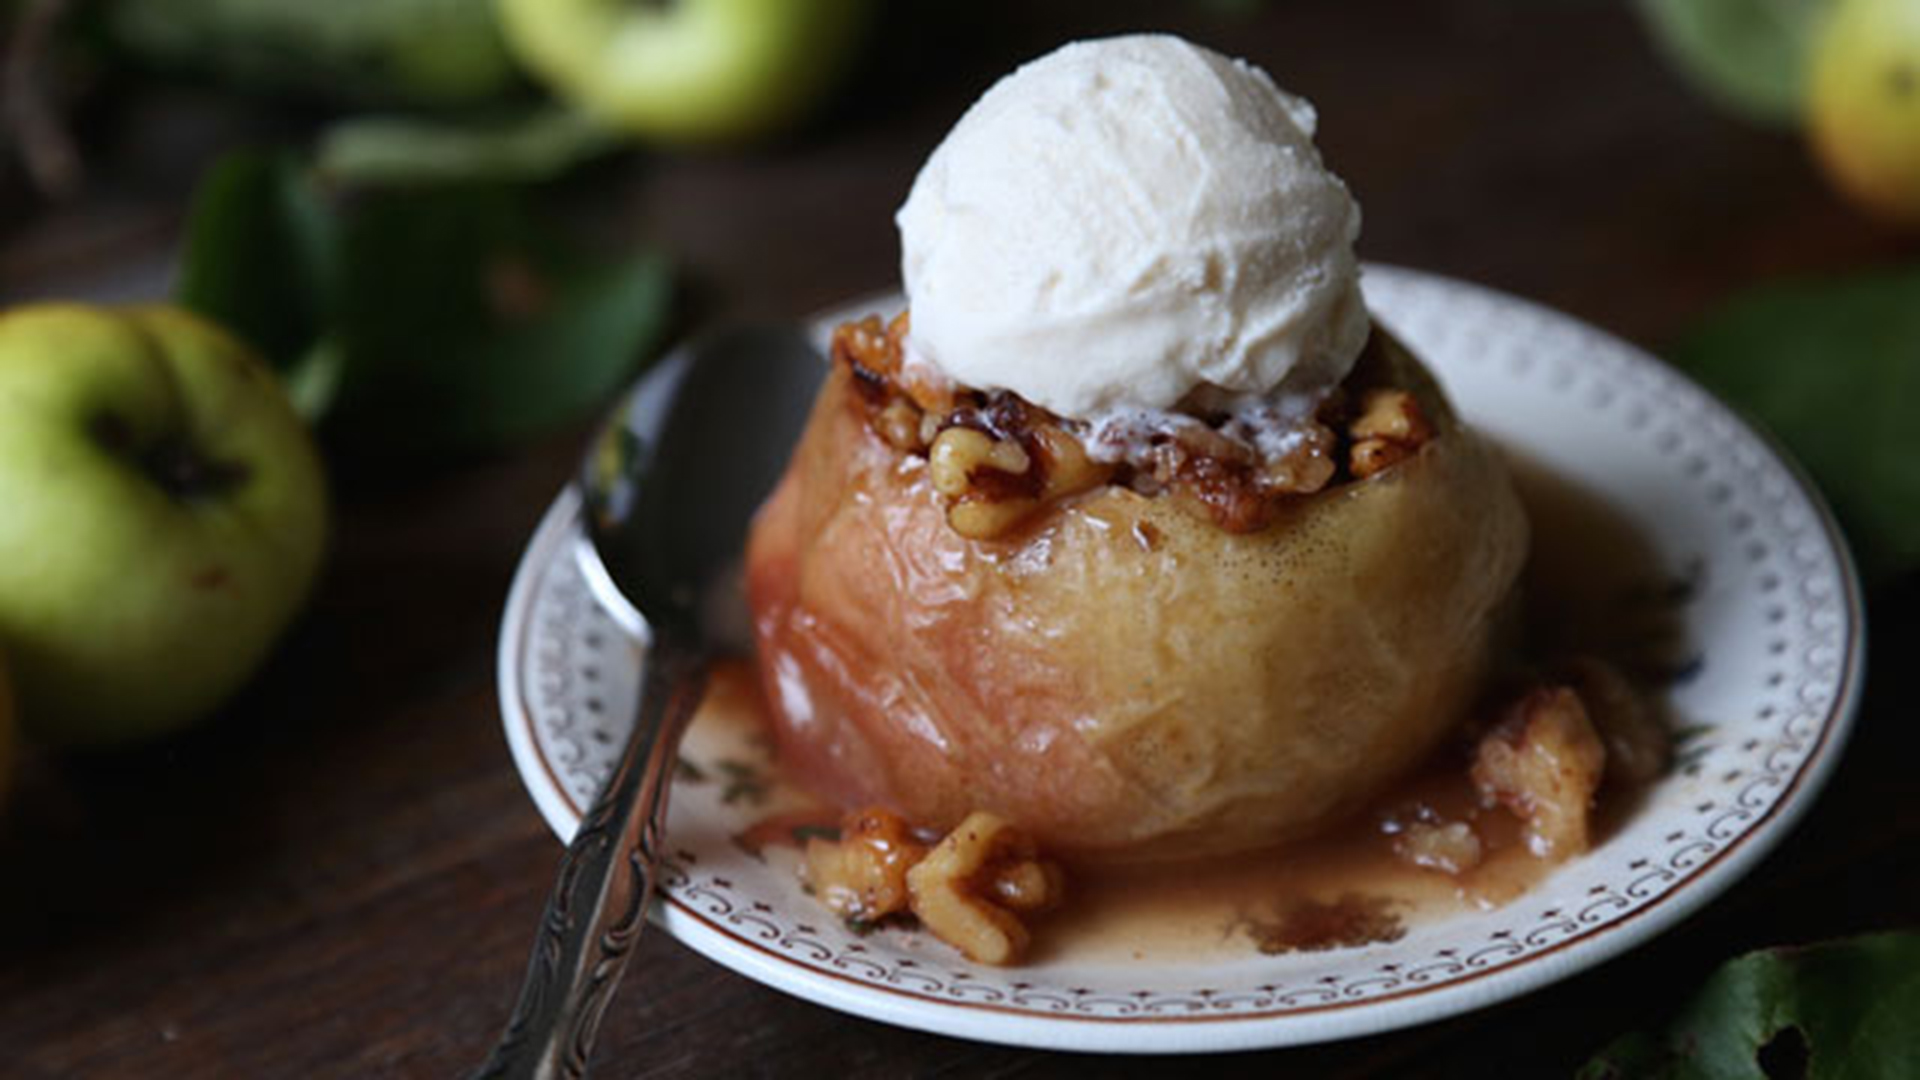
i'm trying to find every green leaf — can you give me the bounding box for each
[323,184,673,455]
[174,150,674,456]
[174,150,335,369]
[315,106,618,187]
[1672,265,1920,581]
[1579,933,1920,1079]
[1634,0,1834,126]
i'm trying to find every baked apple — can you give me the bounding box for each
[745,323,1528,861]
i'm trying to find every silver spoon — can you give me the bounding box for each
[472,325,825,1080]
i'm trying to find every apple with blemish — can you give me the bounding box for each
[0,304,327,747]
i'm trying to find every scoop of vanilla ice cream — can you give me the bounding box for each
[896,35,1368,421]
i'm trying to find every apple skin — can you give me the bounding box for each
[1808,0,1920,225]
[0,304,328,747]
[496,0,873,142]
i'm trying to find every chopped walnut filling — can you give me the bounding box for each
[1131,418,1340,533]
[829,312,1434,540]
[1471,686,1608,860]
[801,807,1065,964]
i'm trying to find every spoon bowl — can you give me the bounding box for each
[579,325,825,641]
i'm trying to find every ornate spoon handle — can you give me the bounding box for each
[472,639,708,1080]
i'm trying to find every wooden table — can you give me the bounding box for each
[2,2,1914,1076]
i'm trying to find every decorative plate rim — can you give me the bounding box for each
[496,265,1866,1053]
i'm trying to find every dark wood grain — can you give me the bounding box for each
[1,1,1915,1077]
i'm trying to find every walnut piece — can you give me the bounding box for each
[928,422,1052,539]
[874,397,923,453]
[1392,820,1485,875]
[1348,388,1433,479]
[1030,424,1108,501]
[1471,687,1608,859]
[832,314,900,378]
[929,427,1031,496]
[947,496,1042,540]
[905,811,1065,965]
[1379,797,1485,876]
[1260,422,1340,492]
[803,808,928,925]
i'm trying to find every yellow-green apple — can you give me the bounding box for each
[495,0,873,142]
[1809,0,1920,224]
[0,304,328,747]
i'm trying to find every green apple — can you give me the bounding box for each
[1808,0,1920,224]
[0,304,328,747]
[495,0,873,142]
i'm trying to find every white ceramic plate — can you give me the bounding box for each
[497,265,1864,1053]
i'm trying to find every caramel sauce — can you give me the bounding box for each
[1033,764,1544,964]
[689,451,1680,964]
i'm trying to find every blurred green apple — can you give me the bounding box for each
[1809,0,1920,224]
[495,0,873,142]
[0,305,328,747]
